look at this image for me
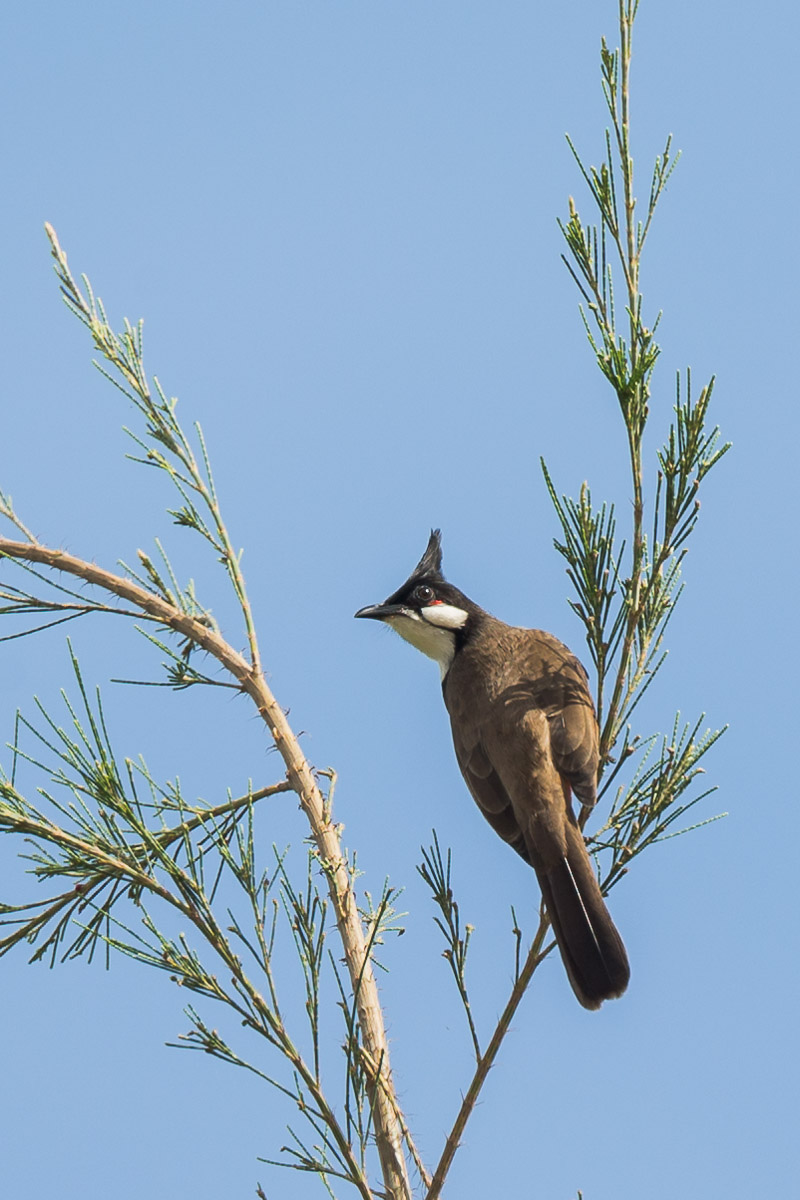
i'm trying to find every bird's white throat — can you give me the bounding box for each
[386,604,468,679]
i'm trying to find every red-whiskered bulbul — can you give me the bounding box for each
[355,530,629,1009]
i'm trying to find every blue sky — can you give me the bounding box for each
[1,2,798,1198]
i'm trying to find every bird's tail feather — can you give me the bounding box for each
[538,823,629,1010]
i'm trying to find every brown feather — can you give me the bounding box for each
[444,623,629,1008]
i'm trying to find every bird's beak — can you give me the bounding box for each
[354,603,408,621]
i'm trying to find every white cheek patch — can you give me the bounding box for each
[419,603,469,630]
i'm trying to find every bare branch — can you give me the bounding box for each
[426,914,555,1200]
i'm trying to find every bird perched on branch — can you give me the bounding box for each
[355,530,629,1010]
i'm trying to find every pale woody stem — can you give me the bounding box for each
[0,535,411,1200]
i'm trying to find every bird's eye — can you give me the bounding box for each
[414,584,435,603]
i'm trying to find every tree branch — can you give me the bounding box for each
[0,534,410,1199]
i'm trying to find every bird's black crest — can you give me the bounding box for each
[412,529,443,581]
[379,530,447,609]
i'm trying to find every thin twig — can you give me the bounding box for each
[153,780,293,849]
[426,914,555,1200]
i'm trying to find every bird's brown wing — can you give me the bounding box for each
[517,630,600,807]
[546,695,598,806]
[443,625,627,1008]
[449,728,531,864]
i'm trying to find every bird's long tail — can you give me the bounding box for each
[538,820,630,1010]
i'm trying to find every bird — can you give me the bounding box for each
[354,529,629,1010]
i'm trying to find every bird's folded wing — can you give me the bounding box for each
[515,631,599,806]
[451,731,530,863]
[546,697,599,806]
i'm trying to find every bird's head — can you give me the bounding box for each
[354,530,482,677]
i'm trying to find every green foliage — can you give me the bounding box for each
[0,650,385,1197]
[549,0,728,862]
[418,833,480,1062]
